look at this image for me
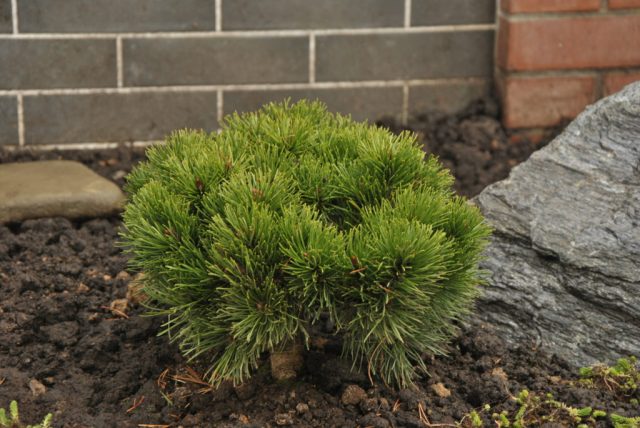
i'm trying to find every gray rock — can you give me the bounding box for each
[0,160,125,223]
[474,82,640,367]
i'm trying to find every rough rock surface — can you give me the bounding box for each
[474,82,640,367]
[0,160,125,223]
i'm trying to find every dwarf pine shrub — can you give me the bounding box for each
[121,100,491,387]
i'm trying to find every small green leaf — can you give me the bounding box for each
[593,410,607,418]
[0,408,9,427]
[579,367,593,377]
[41,413,53,428]
[611,413,640,428]
[499,412,511,427]
[514,403,527,421]
[9,401,18,423]
[577,407,593,417]
[469,410,483,427]
[516,390,529,405]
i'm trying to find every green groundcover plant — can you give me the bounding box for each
[121,100,491,388]
[0,400,52,428]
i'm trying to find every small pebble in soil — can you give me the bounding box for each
[379,397,390,411]
[431,382,451,398]
[109,298,129,315]
[76,282,90,293]
[295,402,309,414]
[112,169,127,181]
[341,384,367,406]
[360,397,379,412]
[29,378,46,397]
[115,270,130,281]
[491,367,509,385]
[274,411,294,426]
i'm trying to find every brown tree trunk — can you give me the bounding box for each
[269,342,304,382]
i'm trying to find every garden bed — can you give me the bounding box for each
[1,103,636,427]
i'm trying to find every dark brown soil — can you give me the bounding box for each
[1,107,636,427]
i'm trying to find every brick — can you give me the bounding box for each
[502,76,597,128]
[0,39,116,90]
[0,0,11,33]
[18,0,214,33]
[412,0,495,26]
[124,37,308,86]
[501,0,601,13]
[0,97,18,145]
[222,0,402,30]
[409,81,491,116]
[603,72,640,95]
[23,92,218,145]
[224,87,403,123]
[499,15,640,71]
[316,31,494,82]
[609,0,640,8]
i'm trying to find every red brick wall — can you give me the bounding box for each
[497,0,640,130]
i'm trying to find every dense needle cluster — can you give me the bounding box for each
[121,100,491,387]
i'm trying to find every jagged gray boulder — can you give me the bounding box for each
[474,82,640,367]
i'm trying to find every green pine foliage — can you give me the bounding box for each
[121,100,491,387]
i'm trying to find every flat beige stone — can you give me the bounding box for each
[0,160,126,223]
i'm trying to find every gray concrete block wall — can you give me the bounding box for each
[0,0,495,148]
[0,0,11,33]
[0,39,117,89]
[123,37,309,85]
